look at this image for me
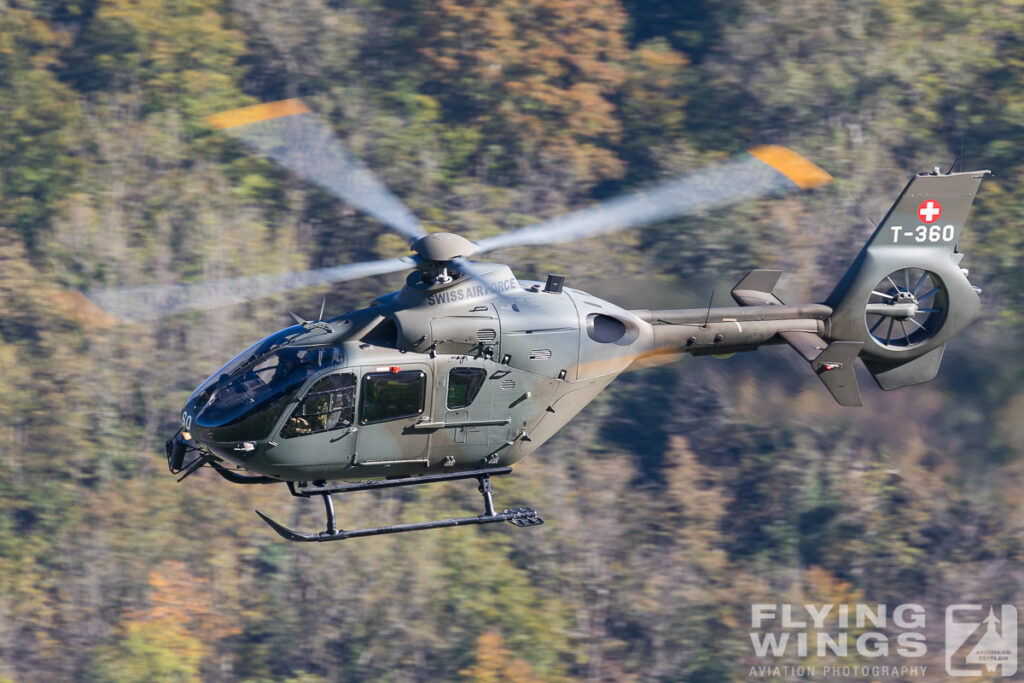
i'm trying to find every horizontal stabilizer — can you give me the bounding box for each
[777,330,862,406]
[731,270,861,405]
[779,330,826,362]
[732,269,784,306]
[811,341,863,407]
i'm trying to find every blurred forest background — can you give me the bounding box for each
[1,0,1023,681]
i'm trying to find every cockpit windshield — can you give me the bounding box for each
[195,344,344,438]
[189,324,308,404]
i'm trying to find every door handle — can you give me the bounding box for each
[330,427,357,443]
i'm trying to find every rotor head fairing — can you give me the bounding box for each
[411,233,477,262]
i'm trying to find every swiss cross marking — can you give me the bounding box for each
[918,199,942,224]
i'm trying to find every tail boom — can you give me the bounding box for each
[629,168,987,406]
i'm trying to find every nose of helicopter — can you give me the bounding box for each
[184,344,346,454]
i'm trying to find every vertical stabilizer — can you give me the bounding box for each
[825,169,987,390]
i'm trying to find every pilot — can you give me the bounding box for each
[285,414,314,436]
[272,349,307,386]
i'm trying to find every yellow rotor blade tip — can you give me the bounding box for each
[205,99,311,131]
[748,145,833,190]
[47,291,123,328]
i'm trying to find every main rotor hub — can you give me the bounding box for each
[411,232,477,262]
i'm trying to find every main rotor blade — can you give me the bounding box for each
[473,146,832,254]
[206,100,427,242]
[84,257,413,323]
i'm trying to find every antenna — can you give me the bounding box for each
[702,289,714,328]
[946,137,964,174]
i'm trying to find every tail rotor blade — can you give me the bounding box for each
[85,256,413,323]
[473,146,832,254]
[207,100,427,242]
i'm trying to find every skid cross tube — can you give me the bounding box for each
[285,466,513,497]
[256,468,542,542]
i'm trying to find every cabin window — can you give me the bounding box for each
[447,367,487,409]
[280,373,356,438]
[360,370,426,424]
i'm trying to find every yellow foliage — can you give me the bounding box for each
[415,0,632,185]
[125,561,241,644]
[95,560,243,680]
[803,565,863,607]
[459,630,544,683]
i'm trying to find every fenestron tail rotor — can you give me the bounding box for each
[865,268,948,349]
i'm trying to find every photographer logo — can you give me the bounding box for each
[945,604,1017,677]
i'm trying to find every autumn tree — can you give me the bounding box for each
[459,630,544,683]
[378,0,631,202]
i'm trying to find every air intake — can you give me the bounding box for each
[544,274,565,293]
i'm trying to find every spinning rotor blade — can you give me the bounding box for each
[473,146,832,254]
[206,100,427,242]
[84,257,413,323]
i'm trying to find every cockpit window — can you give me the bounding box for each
[189,324,307,404]
[281,373,356,439]
[447,367,486,409]
[360,371,425,424]
[196,346,344,440]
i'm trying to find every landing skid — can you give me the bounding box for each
[255,467,543,542]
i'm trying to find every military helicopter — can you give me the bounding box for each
[87,99,988,542]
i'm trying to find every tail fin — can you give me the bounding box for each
[825,169,989,390]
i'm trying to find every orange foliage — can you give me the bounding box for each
[121,561,241,661]
[459,630,544,683]
[416,0,631,184]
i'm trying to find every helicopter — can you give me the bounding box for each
[86,99,988,542]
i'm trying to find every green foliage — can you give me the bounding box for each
[0,7,82,244]
[87,619,203,683]
[64,0,250,129]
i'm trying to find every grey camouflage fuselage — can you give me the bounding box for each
[182,169,987,483]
